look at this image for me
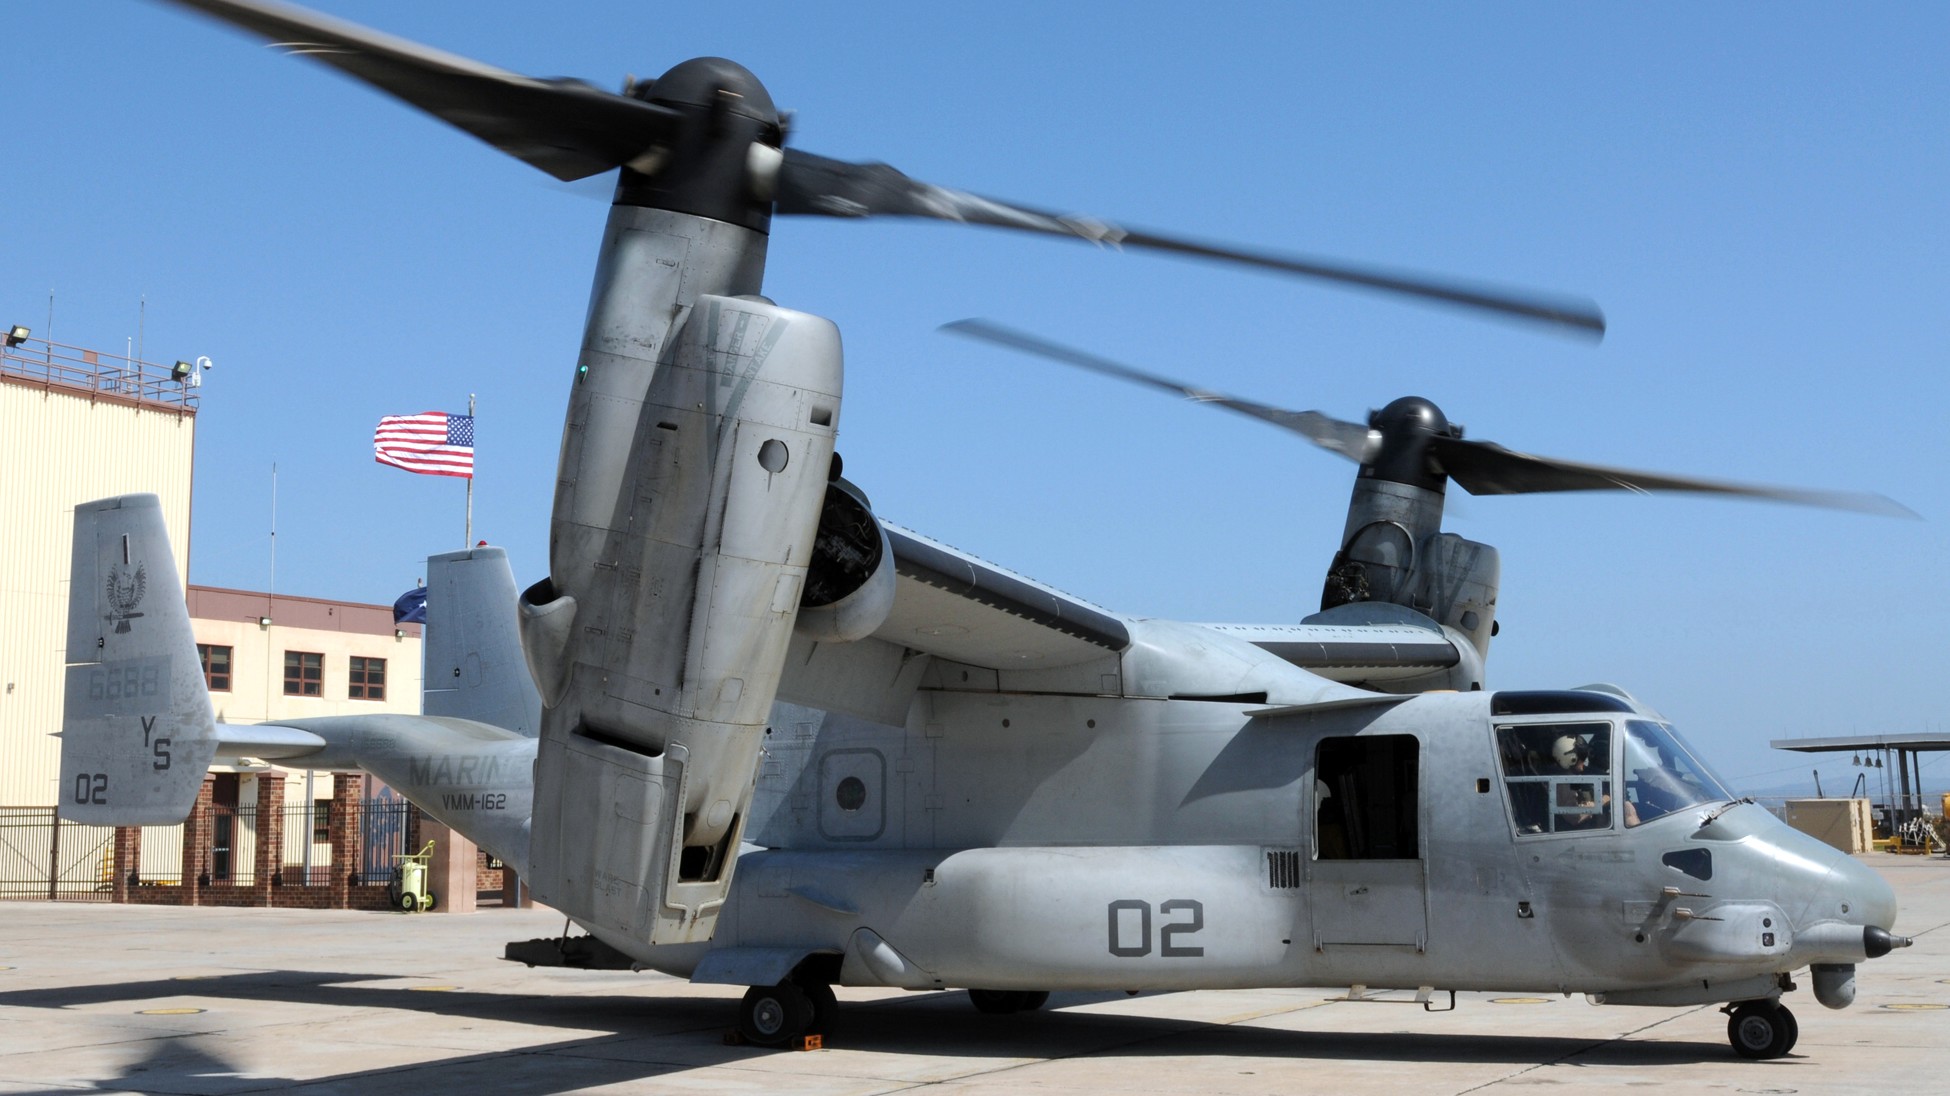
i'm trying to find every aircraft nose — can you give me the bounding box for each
[1787,848,1905,966]
[1834,854,1898,933]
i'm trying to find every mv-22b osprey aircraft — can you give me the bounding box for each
[63,0,1913,1061]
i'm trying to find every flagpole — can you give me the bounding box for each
[465,392,475,548]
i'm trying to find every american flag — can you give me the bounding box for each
[374,411,475,478]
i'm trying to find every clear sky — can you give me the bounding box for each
[8,1,1947,796]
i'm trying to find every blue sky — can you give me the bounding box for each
[8,1,1947,795]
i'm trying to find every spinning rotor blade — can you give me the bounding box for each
[947,321,1915,519]
[1430,437,1918,516]
[793,153,1605,339]
[942,320,1375,462]
[165,2,1605,336]
[161,0,682,181]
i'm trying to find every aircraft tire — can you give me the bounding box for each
[740,983,813,1047]
[799,981,838,1034]
[968,989,1020,1014]
[1727,1000,1794,1059]
[1017,991,1050,1011]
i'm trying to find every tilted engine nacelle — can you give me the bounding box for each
[1309,399,1500,663]
[523,264,842,946]
[1321,468,1501,663]
[794,476,896,643]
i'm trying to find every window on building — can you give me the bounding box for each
[312,798,332,844]
[349,656,386,701]
[197,643,232,692]
[283,651,323,697]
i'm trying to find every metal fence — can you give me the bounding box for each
[0,808,118,901]
[0,801,418,900]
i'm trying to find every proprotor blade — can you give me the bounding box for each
[942,320,1375,462]
[160,0,681,181]
[788,151,1605,339]
[1431,436,1919,517]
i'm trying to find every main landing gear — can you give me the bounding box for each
[737,979,837,1047]
[967,989,1050,1014]
[1725,999,1799,1059]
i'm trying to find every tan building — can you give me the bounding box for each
[2,331,424,805]
[2,333,197,807]
[186,584,424,869]
[172,587,424,907]
[2,332,500,910]
[187,585,422,731]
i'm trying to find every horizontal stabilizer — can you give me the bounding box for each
[212,722,327,761]
[233,713,531,771]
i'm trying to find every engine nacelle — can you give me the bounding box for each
[528,282,842,948]
[1321,472,1500,664]
[795,477,896,643]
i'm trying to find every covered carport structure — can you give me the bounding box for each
[1771,731,1950,829]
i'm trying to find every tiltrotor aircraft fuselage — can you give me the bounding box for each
[59,0,1910,1062]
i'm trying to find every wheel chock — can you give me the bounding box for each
[720,1031,823,1051]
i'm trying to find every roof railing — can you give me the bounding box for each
[0,333,201,413]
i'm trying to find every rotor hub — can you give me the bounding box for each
[638,57,781,126]
[1363,396,1454,492]
[616,57,784,230]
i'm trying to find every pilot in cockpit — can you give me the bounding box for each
[1550,734,1601,827]
[1550,733,1637,829]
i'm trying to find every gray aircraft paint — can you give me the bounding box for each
[59,496,219,826]
[61,494,1898,1010]
[88,2,1911,1058]
[422,546,541,737]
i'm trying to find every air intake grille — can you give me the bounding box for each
[1266,849,1303,890]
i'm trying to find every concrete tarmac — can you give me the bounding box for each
[2,855,1944,1096]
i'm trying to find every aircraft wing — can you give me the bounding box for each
[1196,621,1464,683]
[873,522,1131,669]
[870,522,1469,685]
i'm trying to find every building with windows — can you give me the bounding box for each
[3,332,199,807]
[183,583,423,870]
[185,586,419,727]
[2,331,434,905]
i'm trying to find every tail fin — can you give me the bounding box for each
[422,546,541,736]
[59,495,218,824]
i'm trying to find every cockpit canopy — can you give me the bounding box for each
[1492,692,1733,835]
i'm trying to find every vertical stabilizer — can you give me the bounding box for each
[60,495,218,824]
[422,546,542,736]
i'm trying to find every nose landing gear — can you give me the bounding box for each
[1725,999,1799,1059]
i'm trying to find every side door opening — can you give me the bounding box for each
[1309,733,1427,949]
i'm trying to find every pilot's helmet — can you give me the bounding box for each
[1551,734,1589,768]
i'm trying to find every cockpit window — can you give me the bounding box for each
[1622,720,1732,826]
[1496,721,1614,835]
